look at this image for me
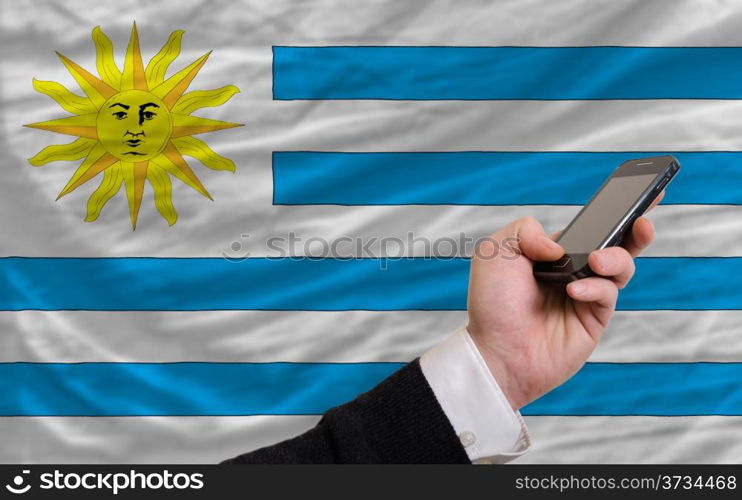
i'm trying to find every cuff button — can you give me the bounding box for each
[459,431,476,447]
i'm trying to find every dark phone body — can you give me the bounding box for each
[533,155,680,282]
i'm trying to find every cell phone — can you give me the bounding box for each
[533,155,679,282]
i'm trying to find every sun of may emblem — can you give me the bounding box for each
[26,23,242,228]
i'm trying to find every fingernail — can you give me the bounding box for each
[570,282,586,295]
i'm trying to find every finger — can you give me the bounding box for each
[514,216,565,262]
[588,246,635,288]
[549,228,563,241]
[622,216,655,257]
[566,276,619,311]
[566,277,619,335]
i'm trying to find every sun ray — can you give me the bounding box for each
[57,145,118,199]
[171,113,242,137]
[25,114,98,139]
[86,164,123,222]
[148,165,177,225]
[145,30,184,88]
[56,52,117,107]
[121,23,148,91]
[61,143,108,189]
[121,161,149,229]
[172,85,240,115]
[92,26,122,89]
[162,142,212,199]
[29,137,96,166]
[32,79,96,116]
[149,155,207,199]
[172,136,235,172]
[151,52,210,109]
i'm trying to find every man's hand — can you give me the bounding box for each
[466,194,662,410]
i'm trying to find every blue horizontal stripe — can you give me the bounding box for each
[273,151,742,205]
[0,362,740,416]
[525,363,742,416]
[0,362,399,416]
[0,257,739,310]
[274,46,742,100]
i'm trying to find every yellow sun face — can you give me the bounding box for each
[97,90,172,161]
[26,23,242,228]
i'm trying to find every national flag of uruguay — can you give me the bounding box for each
[1,0,742,463]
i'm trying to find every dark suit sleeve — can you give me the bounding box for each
[221,359,471,464]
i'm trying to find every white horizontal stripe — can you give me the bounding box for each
[517,416,742,464]
[267,100,742,152]
[1,415,740,464]
[0,416,320,464]
[5,0,742,47]
[1,204,740,257]
[2,310,741,363]
[593,310,742,363]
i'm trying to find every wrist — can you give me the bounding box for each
[466,324,529,411]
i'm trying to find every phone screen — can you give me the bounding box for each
[556,173,658,254]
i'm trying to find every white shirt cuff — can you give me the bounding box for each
[419,325,531,464]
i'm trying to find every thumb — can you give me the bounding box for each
[512,216,564,262]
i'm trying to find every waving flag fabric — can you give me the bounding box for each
[1,0,741,463]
